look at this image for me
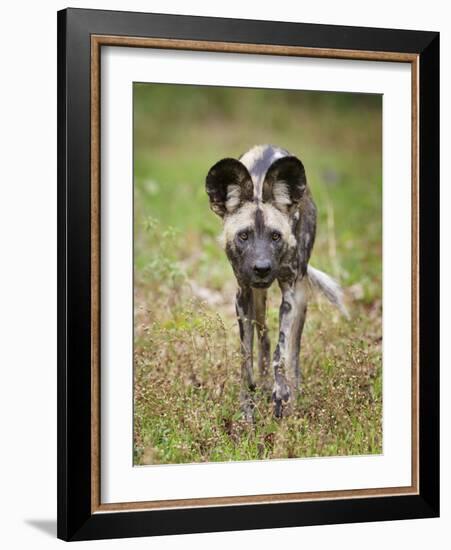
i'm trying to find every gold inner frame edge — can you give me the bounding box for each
[90,35,420,514]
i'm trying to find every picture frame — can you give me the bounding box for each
[57,7,439,541]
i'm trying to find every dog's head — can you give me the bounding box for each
[206,150,307,288]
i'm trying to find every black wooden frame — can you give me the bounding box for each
[57,7,439,541]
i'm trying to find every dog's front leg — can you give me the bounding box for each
[272,282,296,418]
[252,288,271,387]
[288,276,309,391]
[235,286,255,421]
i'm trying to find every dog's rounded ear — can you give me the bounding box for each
[205,158,254,217]
[262,156,307,213]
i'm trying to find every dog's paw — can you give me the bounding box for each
[272,377,291,402]
[272,377,291,418]
[240,392,255,423]
[242,407,255,423]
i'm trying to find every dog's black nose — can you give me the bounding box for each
[253,260,271,278]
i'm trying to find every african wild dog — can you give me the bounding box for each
[206,145,347,419]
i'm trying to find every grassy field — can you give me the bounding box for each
[133,84,382,465]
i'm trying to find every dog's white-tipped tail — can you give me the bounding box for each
[307,265,349,319]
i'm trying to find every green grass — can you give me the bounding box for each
[133,83,382,464]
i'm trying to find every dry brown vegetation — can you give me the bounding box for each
[134,271,382,464]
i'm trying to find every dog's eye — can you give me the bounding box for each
[239,232,248,241]
[272,231,281,241]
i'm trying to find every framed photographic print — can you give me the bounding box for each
[57,8,439,541]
